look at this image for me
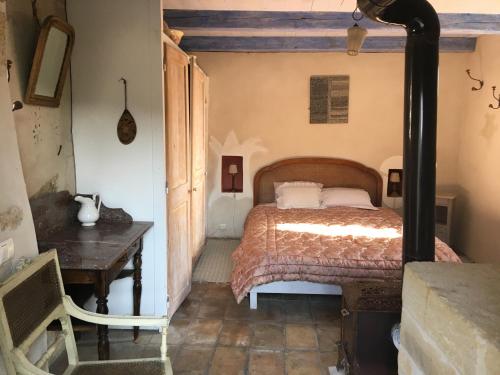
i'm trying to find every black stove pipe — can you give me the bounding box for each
[357,0,440,264]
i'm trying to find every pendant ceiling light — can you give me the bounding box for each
[347,8,367,56]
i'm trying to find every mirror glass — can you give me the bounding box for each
[25,16,75,107]
[34,27,68,97]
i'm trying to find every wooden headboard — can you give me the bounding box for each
[253,157,383,207]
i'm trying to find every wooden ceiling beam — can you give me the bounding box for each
[178,36,476,53]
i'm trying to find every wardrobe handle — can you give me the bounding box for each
[193,187,198,192]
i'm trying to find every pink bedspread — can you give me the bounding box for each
[231,205,461,303]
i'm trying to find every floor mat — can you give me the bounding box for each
[192,238,239,283]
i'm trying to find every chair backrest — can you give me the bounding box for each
[0,250,76,374]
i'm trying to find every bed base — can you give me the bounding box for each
[249,281,342,309]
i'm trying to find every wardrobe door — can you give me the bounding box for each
[165,42,191,317]
[189,58,208,264]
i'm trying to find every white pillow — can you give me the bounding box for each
[274,181,323,200]
[321,188,378,210]
[277,185,323,209]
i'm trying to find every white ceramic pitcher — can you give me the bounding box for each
[74,194,101,226]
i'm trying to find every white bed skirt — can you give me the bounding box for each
[249,281,342,309]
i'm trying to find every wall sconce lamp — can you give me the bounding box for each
[347,8,368,56]
[221,155,243,193]
[387,169,403,197]
[7,60,12,82]
[228,164,239,192]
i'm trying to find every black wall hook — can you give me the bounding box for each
[466,69,484,91]
[489,86,500,110]
[7,60,13,82]
[12,101,23,112]
[7,61,24,111]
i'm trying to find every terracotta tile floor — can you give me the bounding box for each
[52,282,341,374]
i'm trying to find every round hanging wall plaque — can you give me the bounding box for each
[117,78,137,145]
[117,109,137,145]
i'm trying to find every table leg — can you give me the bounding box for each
[133,242,143,341]
[96,273,110,360]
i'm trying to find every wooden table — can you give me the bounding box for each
[38,221,153,360]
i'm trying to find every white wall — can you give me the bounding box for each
[195,52,468,238]
[68,0,167,316]
[455,36,500,263]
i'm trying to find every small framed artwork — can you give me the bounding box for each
[310,75,350,124]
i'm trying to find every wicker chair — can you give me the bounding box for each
[0,250,172,375]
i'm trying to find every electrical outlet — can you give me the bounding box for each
[217,224,227,230]
[0,239,14,266]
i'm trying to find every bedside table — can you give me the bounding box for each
[386,194,456,246]
[389,206,403,217]
[435,194,456,246]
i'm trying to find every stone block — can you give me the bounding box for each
[400,313,459,374]
[398,348,423,375]
[400,263,500,375]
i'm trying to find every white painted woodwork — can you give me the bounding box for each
[189,57,209,263]
[249,281,342,309]
[165,42,193,317]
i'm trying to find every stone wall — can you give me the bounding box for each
[0,0,38,266]
[399,262,500,374]
[0,0,44,371]
[6,0,75,198]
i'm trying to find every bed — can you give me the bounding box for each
[230,157,461,308]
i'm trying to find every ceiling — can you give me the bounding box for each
[163,0,500,53]
[163,0,500,14]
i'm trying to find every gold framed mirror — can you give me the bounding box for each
[25,16,75,107]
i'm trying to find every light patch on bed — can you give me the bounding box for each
[277,223,401,239]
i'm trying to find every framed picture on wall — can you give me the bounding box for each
[310,75,350,124]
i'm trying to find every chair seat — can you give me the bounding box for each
[71,358,171,375]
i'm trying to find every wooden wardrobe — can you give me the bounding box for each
[163,36,208,316]
[189,56,209,264]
